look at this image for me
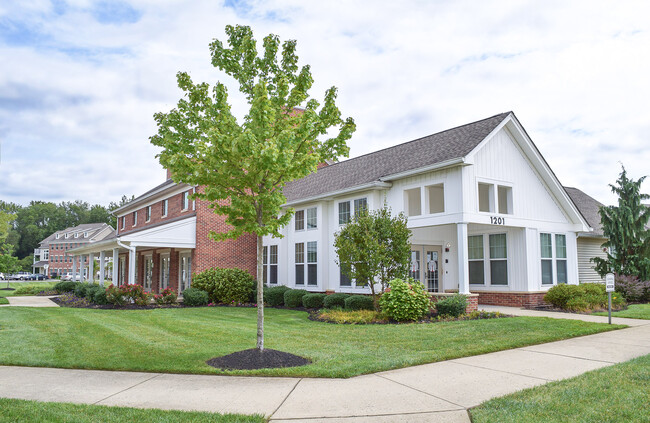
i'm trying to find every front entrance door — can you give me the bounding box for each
[409,244,442,293]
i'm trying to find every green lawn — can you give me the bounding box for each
[0,297,8,305]
[0,307,624,378]
[593,303,650,320]
[0,282,57,297]
[470,354,650,423]
[0,398,265,423]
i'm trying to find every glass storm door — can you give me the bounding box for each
[410,245,442,293]
[144,256,153,291]
[160,255,170,290]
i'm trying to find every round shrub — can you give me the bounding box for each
[435,294,467,317]
[105,284,127,306]
[93,289,108,305]
[543,284,577,309]
[54,281,78,293]
[379,278,431,321]
[344,295,374,311]
[182,288,209,307]
[323,293,350,309]
[74,283,89,299]
[154,287,178,305]
[193,267,255,304]
[85,285,102,303]
[284,289,308,308]
[302,293,326,309]
[266,285,291,306]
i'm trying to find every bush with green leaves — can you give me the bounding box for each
[284,289,308,308]
[105,284,127,306]
[265,285,291,306]
[182,288,209,307]
[614,274,650,303]
[13,285,43,295]
[344,295,374,311]
[251,285,268,304]
[303,293,327,309]
[84,285,102,303]
[323,293,350,309]
[435,294,467,317]
[54,281,78,293]
[93,289,108,305]
[74,283,89,299]
[192,267,255,304]
[154,287,178,305]
[544,283,625,311]
[379,278,431,321]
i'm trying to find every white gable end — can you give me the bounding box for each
[470,126,569,223]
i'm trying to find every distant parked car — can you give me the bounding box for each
[32,274,47,281]
[13,272,32,280]
[0,273,5,280]
[61,273,81,282]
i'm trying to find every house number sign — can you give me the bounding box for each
[490,216,505,225]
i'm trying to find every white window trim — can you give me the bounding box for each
[294,207,318,231]
[337,197,368,226]
[182,191,190,211]
[162,199,169,218]
[132,211,137,227]
[424,183,445,215]
[540,232,568,287]
[145,206,152,223]
[468,232,509,287]
[476,178,514,215]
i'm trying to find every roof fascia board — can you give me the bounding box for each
[499,115,590,231]
[113,183,193,216]
[463,113,513,164]
[284,181,392,207]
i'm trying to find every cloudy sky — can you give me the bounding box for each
[1,0,648,207]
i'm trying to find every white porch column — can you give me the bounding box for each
[128,248,136,285]
[80,256,85,283]
[112,248,119,285]
[72,256,78,281]
[88,253,95,283]
[99,251,106,287]
[457,222,470,295]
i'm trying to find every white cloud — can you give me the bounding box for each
[0,0,648,208]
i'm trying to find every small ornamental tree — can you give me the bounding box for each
[150,25,355,351]
[334,207,411,310]
[592,166,650,280]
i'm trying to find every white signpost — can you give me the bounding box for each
[605,273,615,324]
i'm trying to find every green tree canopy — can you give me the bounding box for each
[150,25,355,350]
[592,166,650,280]
[334,207,411,310]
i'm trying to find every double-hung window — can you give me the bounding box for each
[182,192,190,210]
[489,234,508,285]
[162,199,168,217]
[295,210,305,231]
[541,233,567,285]
[295,243,305,285]
[468,235,484,284]
[263,245,278,284]
[133,211,137,227]
[307,241,318,285]
[295,207,317,230]
[146,206,151,222]
[121,217,125,230]
[306,208,317,229]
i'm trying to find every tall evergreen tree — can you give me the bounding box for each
[592,166,650,279]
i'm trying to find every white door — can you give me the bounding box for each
[160,255,170,290]
[179,253,192,294]
[144,256,153,291]
[410,245,442,293]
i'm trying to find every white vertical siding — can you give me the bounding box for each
[577,237,607,283]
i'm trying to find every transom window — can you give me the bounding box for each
[541,233,567,285]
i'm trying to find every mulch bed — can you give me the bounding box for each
[206,348,311,370]
[309,310,511,325]
[0,288,15,291]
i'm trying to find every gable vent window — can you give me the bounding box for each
[427,184,445,214]
[498,185,513,214]
[478,183,493,212]
[405,187,422,216]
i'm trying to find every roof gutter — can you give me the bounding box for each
[283,181,392,207]
[378,157,466,182]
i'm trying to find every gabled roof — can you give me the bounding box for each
[564,187,605,237]
[282,112,511,203]
[39,223,115,246]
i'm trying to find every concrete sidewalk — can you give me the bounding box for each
[0,295,59,307]
[0,309,648,422]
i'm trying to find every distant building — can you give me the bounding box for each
[33,223,115,278]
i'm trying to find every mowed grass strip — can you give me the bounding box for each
[0,282,57,297]
[470,353,650,423]
[0,398,265,423]
[0,307,624,378]
[593,303,650,320]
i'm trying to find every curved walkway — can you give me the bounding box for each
[0,308,648,422]
[0,295,59,307]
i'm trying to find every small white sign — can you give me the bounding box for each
[605,273,615,292]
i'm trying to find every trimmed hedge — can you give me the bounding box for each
[284,289,308,308]
[54,281,78,293]
[192,267,255,304]
[344,295,374,311]
[266,286,291,306]
[435,294,467,317]
[544,283,625,311]
[303,293,327,309]
[182,288,209,307]
[323,293,350,309]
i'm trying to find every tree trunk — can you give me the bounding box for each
[256,233,264,351]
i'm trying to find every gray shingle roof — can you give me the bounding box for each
[282,112,511,203]
[564,187,605,237]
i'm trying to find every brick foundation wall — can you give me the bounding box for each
[475,291,547,307]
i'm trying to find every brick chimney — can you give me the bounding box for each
[166,169,172,180]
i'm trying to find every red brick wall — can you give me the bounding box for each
[193,190,258,278]
[117,188,194,236]
[475,291,547,307]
